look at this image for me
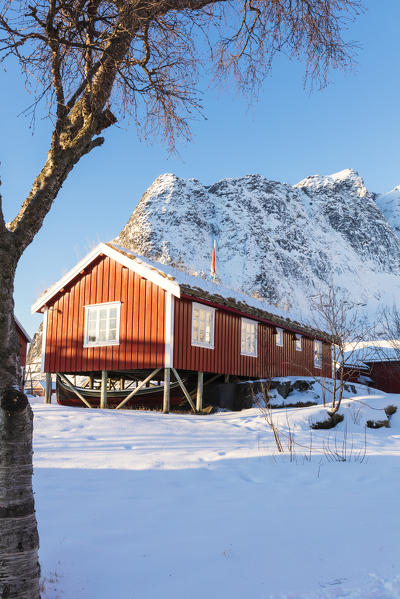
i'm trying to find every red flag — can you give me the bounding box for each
[210,240,216,279]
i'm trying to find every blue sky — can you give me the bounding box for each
[2,1,400,336]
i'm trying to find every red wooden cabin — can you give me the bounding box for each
[32,242,331,411]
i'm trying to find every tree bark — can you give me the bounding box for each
[0,239,41,599]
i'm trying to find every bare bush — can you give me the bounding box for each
[309,287,372,414]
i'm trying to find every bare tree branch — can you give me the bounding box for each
[0,0,361,255]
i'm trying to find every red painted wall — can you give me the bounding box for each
[44,255,166,373]
[367,361,400,394]
[16,326,28,369]
[173,297,331,378]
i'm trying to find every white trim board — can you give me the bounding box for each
[40,308,48,373]
[31,242,180,314]
[164,293,175,368]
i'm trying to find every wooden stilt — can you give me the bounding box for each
[100,370,108,409]
[44,372,52,404]
[196,371,204,413]
[89,375,94,389]
[171,368,196,413]
[163,368,170,414]
[57,373,92,408]
[119,377,124,391]
[115,368,160,410]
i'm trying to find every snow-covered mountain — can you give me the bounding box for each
[376,185,400,239]
[115,168,400,320]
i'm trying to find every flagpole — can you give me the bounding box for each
[210,239,216,282]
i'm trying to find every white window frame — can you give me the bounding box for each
[241,318,258,357]
[275,327,283,347]
[84,301,121,348]
[191,302,215,349]
[295,334,302,351]
[314,340,322,369]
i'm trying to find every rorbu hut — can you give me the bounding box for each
[32,242,332,411]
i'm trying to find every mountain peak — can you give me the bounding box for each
[329,167,360,181]
[383,184,400,196]
[294,168,368,198]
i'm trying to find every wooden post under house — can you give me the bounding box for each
[100,370,108,409]
[44,372,52,404]
[163,368,170,414]
[196,371,204,412]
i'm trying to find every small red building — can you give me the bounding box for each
[15,317,32,384]
[344,345,400,394]
[32,243,331,410]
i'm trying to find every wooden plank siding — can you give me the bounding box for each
[366,361,400,394]
[173,297,331,378]
[44,256,166,373]
[16,328,28,369]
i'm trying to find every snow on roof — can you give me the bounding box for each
[345,344,400,365]
[109,243,329,339]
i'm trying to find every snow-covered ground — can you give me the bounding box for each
[31,383,400,598]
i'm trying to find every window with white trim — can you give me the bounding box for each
[241,318,258,357]
[84,301,121,347]
[314,340,322,369]
[295,334,302,351]
[276,327,283,347]
[191,302,215,349]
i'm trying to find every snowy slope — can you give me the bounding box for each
[115,169,400,319]
[32,386,400,599]
[376,184,400,239]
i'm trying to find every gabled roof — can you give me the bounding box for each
[31,242,181,314]
[31,241,329,340]
[15,317,32,343]
[108,244,329,340]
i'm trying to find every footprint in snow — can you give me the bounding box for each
[319,577,347,587]
[239,472,256,483]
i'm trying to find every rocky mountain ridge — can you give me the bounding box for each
[115,168,400,321]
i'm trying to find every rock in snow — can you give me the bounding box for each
[115,169,400,319]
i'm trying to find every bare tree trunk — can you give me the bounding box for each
[331,349,345,415]
[0,241,40,599]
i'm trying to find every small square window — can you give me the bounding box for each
[84,302,121,348]
[276,327,283,347]
[314,340,322,369]
[295,334,302,351]
[241,318,258,357]
[191,302,215,349]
